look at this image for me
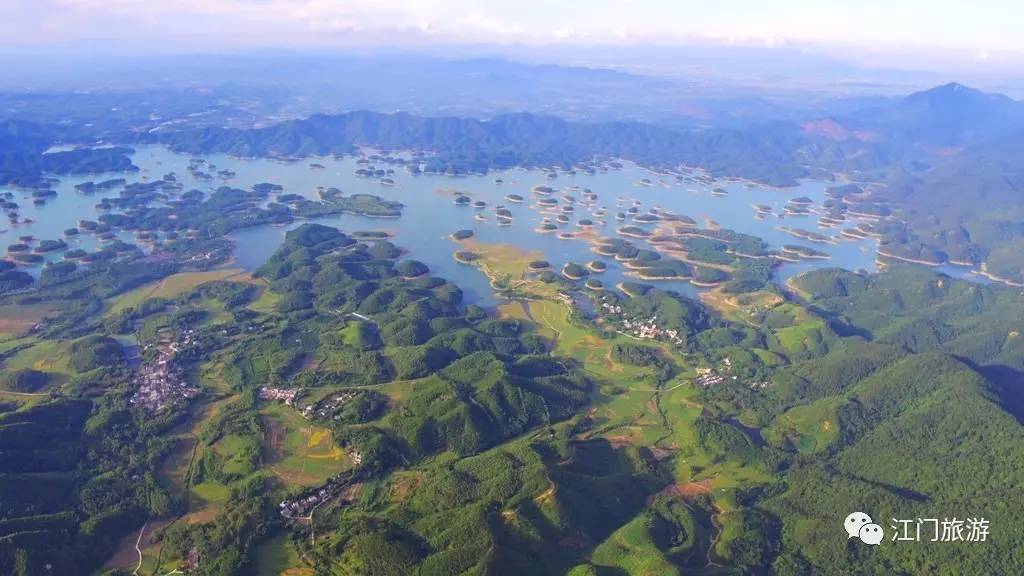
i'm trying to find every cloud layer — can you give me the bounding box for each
[4,0,1022,63]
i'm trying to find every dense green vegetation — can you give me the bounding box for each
[5,80,1024,576]
[0,123,137,186]
[3,213,1024,576]
[144,111,817,185]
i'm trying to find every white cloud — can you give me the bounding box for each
[2,0,1023,60]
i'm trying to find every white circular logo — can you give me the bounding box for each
[844,511,873,539]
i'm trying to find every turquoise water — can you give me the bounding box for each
[4,145,892,306]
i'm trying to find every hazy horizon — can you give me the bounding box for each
[4,0,1024,92]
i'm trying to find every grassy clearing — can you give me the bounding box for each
[784,274,813,300]
[249,285,282,314]
[107,268,256,316]
[773,316,827,355]
[590,513,681,575]
[763,397,842,454]
[751,348,787,366]
[700,288,783,324]
[191,480,230,505]
[184,483,230,525]
[0,302,56,337]
[3,339,73,375]
[0,391,43,412]
[505,297,662,388]
[454,239,545,288]
[0,335,33,355]
[261,402,347,488]
[101,518,176,575]
[253,534,313,576]
[199,360,234,394]
[378,379,416,403]
[214,433,257,476]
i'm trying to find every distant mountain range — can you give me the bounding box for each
[141,111,816,186]
[138,81,1024,181]
[825,82,1024,148]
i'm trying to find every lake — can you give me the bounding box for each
[4,145,892,306]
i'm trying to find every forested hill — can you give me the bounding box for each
[144,111,817,186]
[0,120,136,187]
[4,216,1024,574]
[838,82,1024,148]
[873,129,1024,279]
[752,266,1024,574]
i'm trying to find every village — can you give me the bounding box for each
[253,388,369,521]
[130,329,201,412]
[694,366,726,388]
[257,386,301,406]
[257,386,364,423]
[301,389,361,421]
[696,357,768,390]
[595,298,685,345]
[279,472,356,520]
[258,386,366,466]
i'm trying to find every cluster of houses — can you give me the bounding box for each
[301,390,360,421]
[346,446,364,467]
[619,317,684,344]
[695,358,769,390]
[184,249,221,264]
[279,473,353,520]
[258,388,365,426]
[259,387,364,466]
[258,386,301,406]
[597,299,685,345]
[695,367,726,388]
[131,331,200,412]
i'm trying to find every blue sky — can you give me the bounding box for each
[3,0,1021,71]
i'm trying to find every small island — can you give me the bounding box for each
[453,250,480,264]
[352,230,393,240]
[617,281,652,298]
[618,226,652,239]
[562,262,590,280]
[780,245,831,261]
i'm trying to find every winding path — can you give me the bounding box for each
[132,522,148,576]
